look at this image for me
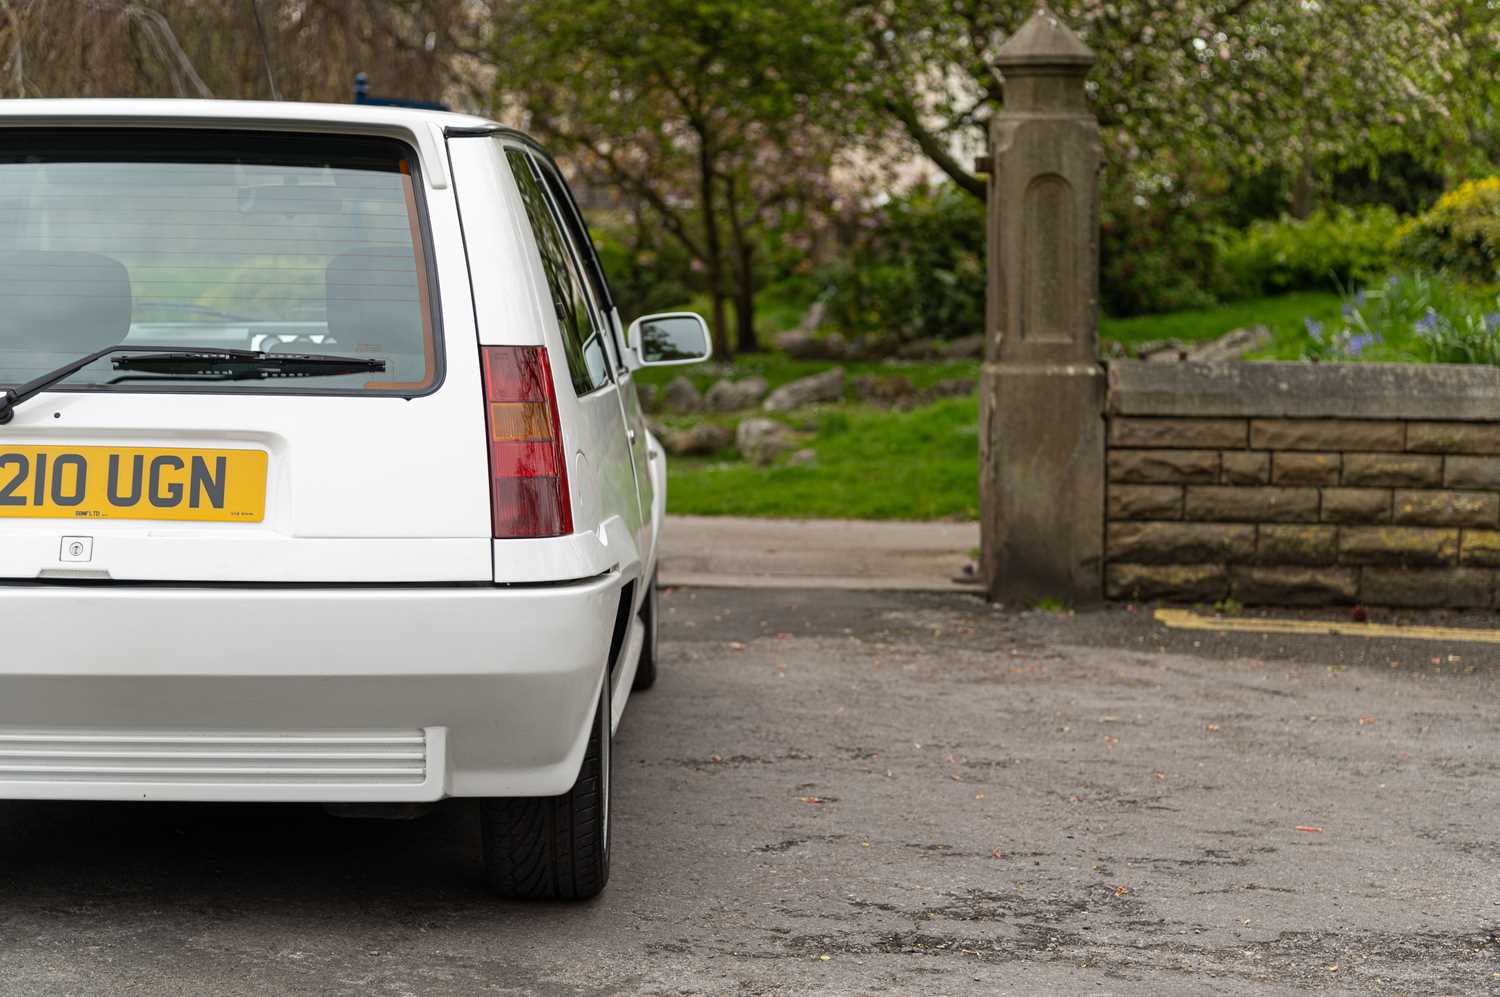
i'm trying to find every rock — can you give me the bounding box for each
[661,422,733,456]
[845,335,895,361]
[1184,325,1272,363]
[896,338,943,360]
[852,374,916,403]
[763,367,846,412]
[1136,338,1189,362]
[637,383,660,413]
[941,334,986,359]
[662,376,703,413]
[1128,327,1272,364]
[788,447,818,468]
[775,331,820,358]
[893,377,979,411]
[925,377,977,399]
[703,376,769,412]
[736,418,795,466]
[774,330,846,360]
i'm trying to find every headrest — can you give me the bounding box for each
[324,248,423,351]
[0,250,132,354]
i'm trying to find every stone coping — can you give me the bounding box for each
[1106,361,1500,421]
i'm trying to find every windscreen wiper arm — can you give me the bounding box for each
[0,347,385,425]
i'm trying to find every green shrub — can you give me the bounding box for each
[1395,177,1500,283]
[823,183,985,340]
[1214,206,1399,300]
[1100,185,1222,316]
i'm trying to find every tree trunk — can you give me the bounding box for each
[724,180,760,352]
[733,251,758,353]
[1291,161,1316,220]
[696,131,732,359]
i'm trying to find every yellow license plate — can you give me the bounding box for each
[0,446,267,522]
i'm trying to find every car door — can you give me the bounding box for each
[531,157,657,574]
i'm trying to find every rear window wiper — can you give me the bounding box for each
[0,346,386,425]
[112,349,386,380]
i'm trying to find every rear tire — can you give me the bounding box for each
[631,570,660,692]
[480,676,611,900]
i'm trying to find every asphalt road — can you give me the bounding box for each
[0,589,1497,996]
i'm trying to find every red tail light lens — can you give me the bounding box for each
[482,346,572,538]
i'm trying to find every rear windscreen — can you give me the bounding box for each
[0,130,439,396]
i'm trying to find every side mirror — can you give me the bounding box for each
[628,312,713,367]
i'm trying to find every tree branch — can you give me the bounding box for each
[885,95,986,199]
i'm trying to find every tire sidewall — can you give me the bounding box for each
[599,669,612,872]
[646,571,660,664]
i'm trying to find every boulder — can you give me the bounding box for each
[899,377,979,410]
[703,375,769,412]
[662,375,703,413]
[774,330,847,360]
[1138,338,1189,363]
[774,330,821,358]
[852,374,916,404]
[763,367,846,412]
[840,335,898,361]
[1184,325,1272,363]
[661,422,733,456]
[736,418,795,466]
[896,337,943,360]
[637,383,661,413]
[926,377,977,399]
[941,334,986,359]
[788,447,818,468]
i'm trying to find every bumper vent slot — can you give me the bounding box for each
[0,731,429,786]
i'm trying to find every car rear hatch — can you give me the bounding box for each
[0,124,492,583]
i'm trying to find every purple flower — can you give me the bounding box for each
[1485,312,1500,334]
[1416,309,1439,334]
[1346,332,1375,358]
[1342,302,1356,319]
[1354,290,1368,308]
[1304,317,1324,341]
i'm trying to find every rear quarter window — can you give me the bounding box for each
[0,129,440,396]
[505,147,609,397]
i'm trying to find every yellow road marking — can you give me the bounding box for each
[1154,607,1500,645]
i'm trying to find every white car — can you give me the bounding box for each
[0,99,710,900]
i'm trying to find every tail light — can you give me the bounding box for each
[481,346,572,538]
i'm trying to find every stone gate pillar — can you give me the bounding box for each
[980,10,1105,605]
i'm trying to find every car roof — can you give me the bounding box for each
[0,98,509,190]
[0,97,499,132]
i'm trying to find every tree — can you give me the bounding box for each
[0,1,468,104]
[846,1,1484,205]
[482,0,856,355]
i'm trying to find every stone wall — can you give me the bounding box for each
[1104,362,1500,607]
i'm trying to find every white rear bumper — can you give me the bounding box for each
[0,574,624,802]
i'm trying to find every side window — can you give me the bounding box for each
[536,162,617,319]
[505,148,609,395]
[531,156,625,372]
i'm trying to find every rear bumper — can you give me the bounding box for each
[0,574,623,802]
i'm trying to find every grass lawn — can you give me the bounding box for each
[657,397,979,521]
[1100,290,1345,354]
